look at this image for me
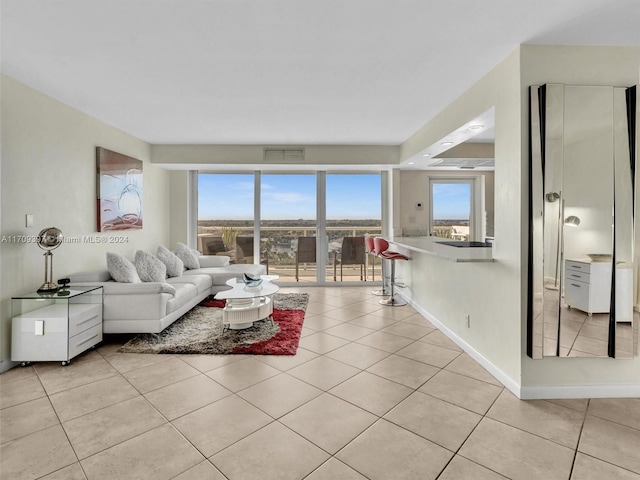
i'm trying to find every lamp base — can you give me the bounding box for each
[37,282,60,293]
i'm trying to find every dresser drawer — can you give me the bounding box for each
[69,324,103,359]
[564,278,590,310]
[68,304,102,337]
[565,260,590,274]
[565,269,590,283]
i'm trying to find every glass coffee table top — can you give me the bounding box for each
[215,275,280,300]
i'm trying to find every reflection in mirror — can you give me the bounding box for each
[528,84,638,359]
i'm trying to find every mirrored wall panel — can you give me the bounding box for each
[528,84,638,359]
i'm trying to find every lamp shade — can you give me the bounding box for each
[545,192,560,202]
[564,215,581,227]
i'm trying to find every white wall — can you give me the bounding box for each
[399,170,494,237]
[152,144,399,169]
[0,75,171,371]
[398,45,640,397]
[169,171,191,247]
[519,45,640,396]
[397,47,525,386]
[398,44,640,397]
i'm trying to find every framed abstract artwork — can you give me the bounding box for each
[96,147,143,231]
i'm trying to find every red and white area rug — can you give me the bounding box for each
[118,293,308,355]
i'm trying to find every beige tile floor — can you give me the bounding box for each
[541,286,638,358]
[1,286,639,480]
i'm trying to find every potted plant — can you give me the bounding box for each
[221,227,239,252]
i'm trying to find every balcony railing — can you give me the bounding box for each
[197,225,383,282]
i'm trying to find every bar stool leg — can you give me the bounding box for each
[379,259,407,306]
[371,256,391,296]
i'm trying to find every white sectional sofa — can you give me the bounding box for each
[69,256,266,334]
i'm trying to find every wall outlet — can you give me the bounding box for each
[465,314,470,328]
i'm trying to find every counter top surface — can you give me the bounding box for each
[390,236,494,263]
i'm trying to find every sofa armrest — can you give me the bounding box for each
[198,255,230,268]
[70,281,176,296]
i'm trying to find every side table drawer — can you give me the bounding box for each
[11,318,68,361]
[69,324,103,359]
[68,304,102,337]
[11,286,104,366]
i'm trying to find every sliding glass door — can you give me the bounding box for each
[197,174,255,263]
[197,171,382,284]
[326,173,382,282]
[261,174,317,282]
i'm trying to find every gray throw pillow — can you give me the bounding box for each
[134,250,167,282]
[106,252,141,283]
[156,245,184,277]
[175,242,200,270]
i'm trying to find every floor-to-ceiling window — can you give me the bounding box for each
[197,171,382,284]
[197,174,255,264]
[261,174,317,282]
[326,173,382,282]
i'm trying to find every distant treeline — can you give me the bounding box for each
[198,219,381,227]
[433,219,470,226]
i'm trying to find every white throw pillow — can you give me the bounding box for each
[175,242,200,270]
[134,250,167,282]
[156,246,184,277]
[106,252,141,283]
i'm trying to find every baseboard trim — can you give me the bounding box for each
[0,358,20,374]
[397,291,522,399]
[397,290,640,400]
[520,384,640,400]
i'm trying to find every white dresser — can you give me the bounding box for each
[564,259,611,315]
[564,258,633,321]
[11,287,103,366]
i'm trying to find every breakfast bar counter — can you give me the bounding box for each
[390,236,494,263]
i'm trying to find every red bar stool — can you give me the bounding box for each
[364,235,375,280]
[373,237,409,307]
[366,235,390,296]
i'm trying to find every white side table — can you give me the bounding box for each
[11,286,103,366]
[215,275,279,330]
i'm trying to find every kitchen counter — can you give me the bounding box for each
[391,236,494,263]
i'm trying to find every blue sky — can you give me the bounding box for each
[199,173,381,220]
[432,182,470,220]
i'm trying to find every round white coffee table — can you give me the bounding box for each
[214,275,280,330]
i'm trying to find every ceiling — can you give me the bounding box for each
[2,0,639,146]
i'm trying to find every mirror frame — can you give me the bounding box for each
[527,84,637,359]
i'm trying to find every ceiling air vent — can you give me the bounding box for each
[263,148,305,163]
[427,158,494,169]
